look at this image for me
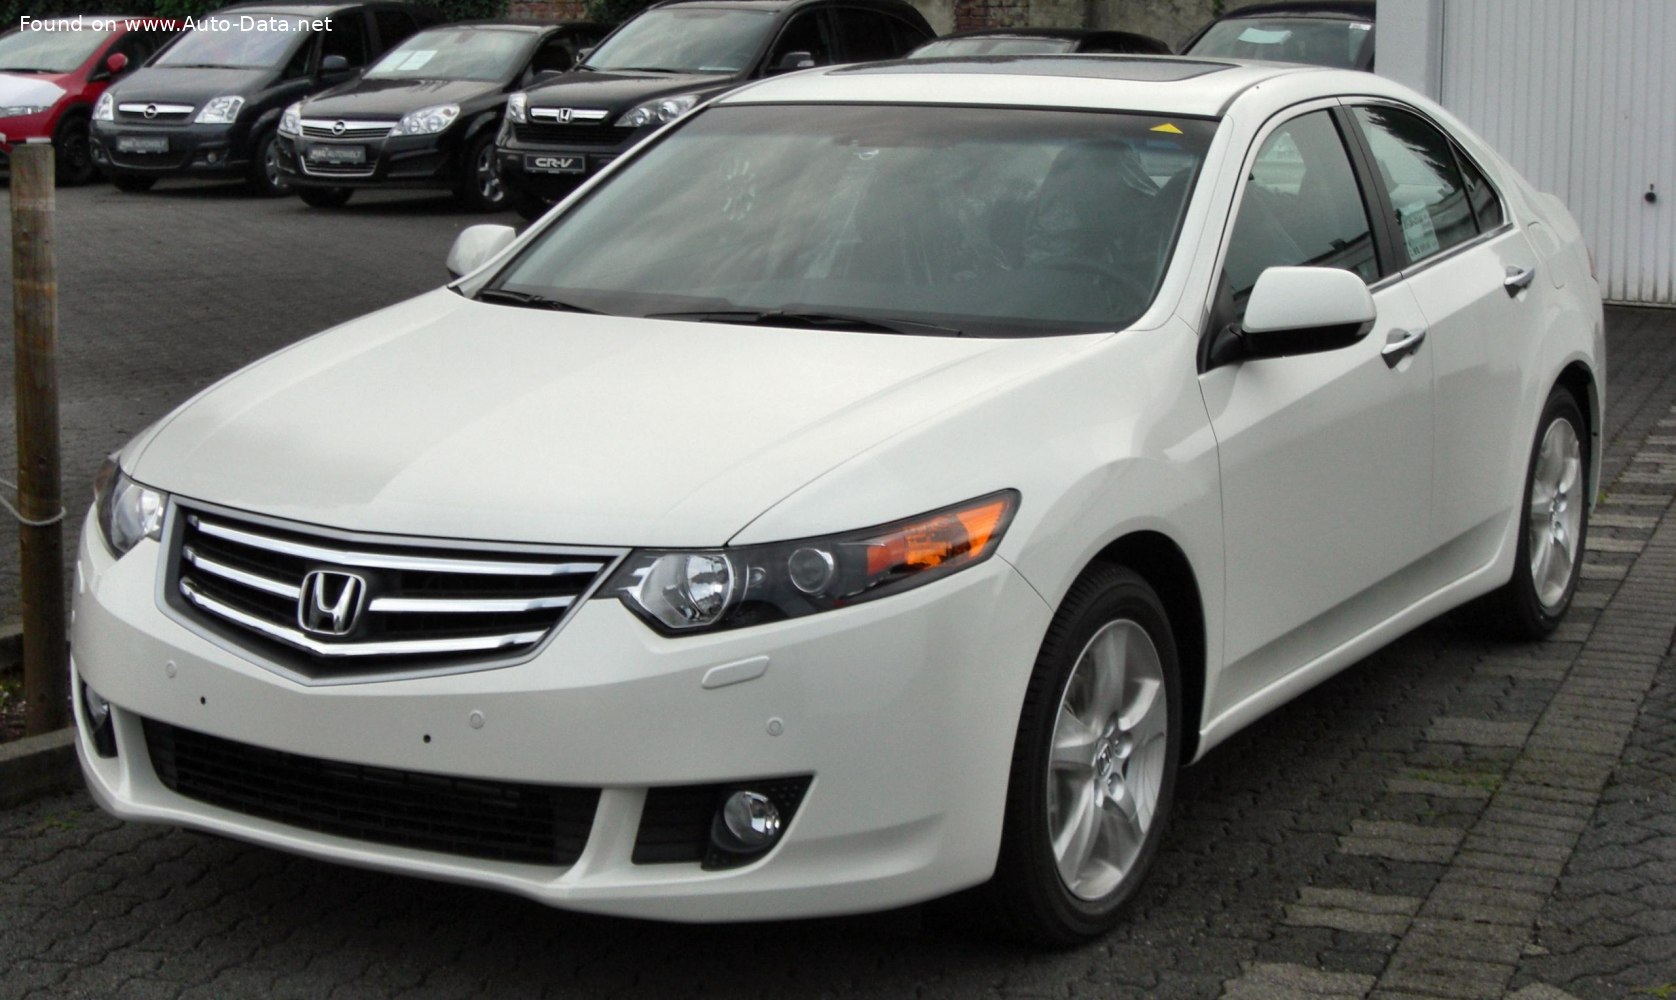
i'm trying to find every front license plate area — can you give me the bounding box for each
[116,136,169,154]
[307,144,367,165]
[525,154,586,174]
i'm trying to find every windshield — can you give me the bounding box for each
[582,8,772,74]
[0,24,114,72]
[154,15,309,69]
[912,37,1077,58]
[1187,16,1372,68]
[488,104,1214,337]
[367,27,534,81]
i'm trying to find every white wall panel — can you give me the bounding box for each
[1439,0,1673,304]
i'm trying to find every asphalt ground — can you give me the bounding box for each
[3,183,1675,1000]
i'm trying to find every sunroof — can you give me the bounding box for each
[839,56,1234,82]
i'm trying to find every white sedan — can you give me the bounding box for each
[73,55,1603,944]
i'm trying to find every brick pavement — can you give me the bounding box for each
[2,185,1674,998]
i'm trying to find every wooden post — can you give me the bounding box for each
[11,142,68,735]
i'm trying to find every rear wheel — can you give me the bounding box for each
[1477,386,1589,638]
[53,114,97,185]
[297,186,353,208]
[110,173,156,193]
[983,564,1181,945]
[456,132,507,212]
[246,128,290,197]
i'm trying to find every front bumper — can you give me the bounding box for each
[274,130,466,191]
[90,120,249,177]
[494,124,650,204]
[72,506,1052,921]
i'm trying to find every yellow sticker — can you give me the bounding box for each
[1150,123,1183,134]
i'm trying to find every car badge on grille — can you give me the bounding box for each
[298,570,368,636]
[331,120,347,136]
[555,108,573,124]
[143,104,158,119]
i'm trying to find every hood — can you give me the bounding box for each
[302,76,503,119]
[108,66,270,105]
[0,73,69,106]
[128,289,1091,547]
[523,70,733,118]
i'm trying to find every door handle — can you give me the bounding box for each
[1504,264,1536,296]
[1381,328,1427,368]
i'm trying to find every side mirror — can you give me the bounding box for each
[1235,266,1375,360]
[320,54,352,76]
[105,52,130,76]
[769,50,816,74]
[576,46,595,64]
[531,68,566,84]
[447,224,518,279]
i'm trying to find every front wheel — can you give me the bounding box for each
[246,129,290,197]
[456,132,507,212]
[983,563,1181,945]
[1477,386,1589,638]
[54,114,97,185]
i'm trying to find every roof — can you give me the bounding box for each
[1211,0,1375,20]
[719,55,1305,118]
[210,2,390,15]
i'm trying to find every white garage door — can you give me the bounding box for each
[1439,0,1673,305]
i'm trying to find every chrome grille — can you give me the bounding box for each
[301,119,396,140]
[117,102,193,122]
[167,505,622,681]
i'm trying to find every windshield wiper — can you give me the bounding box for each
[475,287,602,314]
[610,65,680,73]
[646,309,962,337]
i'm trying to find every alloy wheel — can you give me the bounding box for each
[1528,417,1583,611]
[477,145,504,205]
[1046,619,1168,901]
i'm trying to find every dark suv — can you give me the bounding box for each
[92,1,440,195]
[496,0,932,218]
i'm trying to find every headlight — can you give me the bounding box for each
[195,95,244,124]
[506,92,528,124]
[603,491,1018,634]
[92,458,166,558]
[93,93,114,121]
[616,93,700,128]
[0,105,48,118]
[391,103,458,136]
[278,102,302,136]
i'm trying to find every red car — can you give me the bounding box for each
[0,15,178,183]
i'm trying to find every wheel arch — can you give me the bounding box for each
[1088,530,1207,762]
[1554,360,1600,501]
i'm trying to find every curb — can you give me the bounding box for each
[0,726,81,808]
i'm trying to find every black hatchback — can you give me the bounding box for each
[496,0,933,218]
[92,1,440,195]
[276,21,607,210]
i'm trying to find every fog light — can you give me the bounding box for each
[716,790,781,851]
[80,681,117,758]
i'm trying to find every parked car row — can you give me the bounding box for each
[1,0,1373,211]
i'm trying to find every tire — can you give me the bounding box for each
[246,128,290,197]
[296,186,354,208]
[53,114,97,186]
[1477,386,1590,638]
[456,131,508,212]
[982,563,1182,946]
[110,173,156,193]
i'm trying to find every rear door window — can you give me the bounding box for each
[1351,105,1477,265]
